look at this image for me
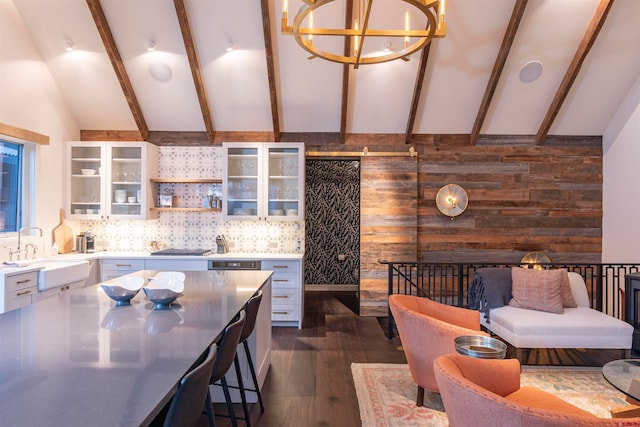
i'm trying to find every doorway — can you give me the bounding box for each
[304,160,360,314]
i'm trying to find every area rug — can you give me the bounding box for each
[351,363,631,427]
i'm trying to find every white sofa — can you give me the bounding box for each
[480,272,633,361]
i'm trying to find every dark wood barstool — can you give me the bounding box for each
[236,291,265,413]
[209,310,246,427]
[218,290,265,426]
[151,343,217,427]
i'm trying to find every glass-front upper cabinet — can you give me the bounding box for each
[66,141,158,220]
[223,142,304,221]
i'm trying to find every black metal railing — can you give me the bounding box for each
[381,261,640,339]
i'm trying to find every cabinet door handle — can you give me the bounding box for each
[273,295,289,299]
[271,265,289,269]
[115,264,132,267]
[16,290,32,296]
[273,279,289,283]
[16,279,32,285]
[273,311,289,315]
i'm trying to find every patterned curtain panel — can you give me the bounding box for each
[305,160,360,285]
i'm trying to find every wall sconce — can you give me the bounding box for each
[65,39,74,52]
[520,251,551,270]
[225,40,234,52]
[436,184,468,220]
[147,40,156,52]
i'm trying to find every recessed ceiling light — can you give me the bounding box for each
[519,60,543,83]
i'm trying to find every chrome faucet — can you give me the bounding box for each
[17,226,43,258]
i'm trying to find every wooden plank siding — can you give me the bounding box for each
[360,157,418,316]
[416,135,603,265]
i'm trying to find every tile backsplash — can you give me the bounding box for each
[72,146,304,254]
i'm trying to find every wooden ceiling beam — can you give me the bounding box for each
[535,0,615,145]
[260,0,281,142]
[470,0,528,146]
[173,0,215,143]
[86,0,148,141]
[405,42,431,145]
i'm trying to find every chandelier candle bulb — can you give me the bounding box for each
[404,10,410,49]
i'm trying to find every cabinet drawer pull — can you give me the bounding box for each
[16,290,32,296]
[115,264,132,267]
[16,279,32,285]
[271,265,289,269]
[273,279,290,283]
[273,311,289,315]
[273,295,289,299]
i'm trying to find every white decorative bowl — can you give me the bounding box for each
[150,271,186,282]
[144,279,184,309]
[115,276,145,291]
[81,169,96,175]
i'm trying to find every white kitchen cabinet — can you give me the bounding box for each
[223,142,304,221]
[66,141,158,220]
[37,280,84,301]
[100,259,145,282]
[145,259,208,271]
[1,270,38,314]
[83,259,100,287]
[262,259,304,328]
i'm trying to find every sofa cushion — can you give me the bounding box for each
[481,305,634,349]
[559,269,577,308]
[568,272,590,308]
[509,267,564,314]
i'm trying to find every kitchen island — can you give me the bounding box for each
[0,269,272,426]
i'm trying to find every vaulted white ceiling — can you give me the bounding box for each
[10,0,640,140]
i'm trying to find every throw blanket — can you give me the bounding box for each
[468,268,513,323]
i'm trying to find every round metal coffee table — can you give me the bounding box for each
[455,335,507,359]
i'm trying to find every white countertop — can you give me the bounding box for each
[0,250,303,278]
[60,250,303,261]
[0,269,273,426]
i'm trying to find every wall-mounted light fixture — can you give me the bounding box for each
[435,184,468,220]
[520,251,551,270]
[225,40,235,52]
[147,40,156,52]
[65,39,74,52]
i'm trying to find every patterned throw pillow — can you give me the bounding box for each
[559,268,578,308]
[508,267,564,314]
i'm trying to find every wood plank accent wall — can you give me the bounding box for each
[416,135,603,264]
[360,156,418,317]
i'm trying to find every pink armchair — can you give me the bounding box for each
[434,353,640,427]
[388,294,488,405]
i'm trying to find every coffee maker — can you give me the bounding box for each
[76,231,95,253]
[85,231,95,253]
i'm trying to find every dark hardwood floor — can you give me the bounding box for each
[206,291,628,427]
[207,291,405,426]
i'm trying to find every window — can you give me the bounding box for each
[0,141,23,232]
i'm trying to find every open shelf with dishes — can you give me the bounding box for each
[150,178,223,212]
